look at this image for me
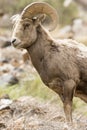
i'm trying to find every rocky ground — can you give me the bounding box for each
[0,96,86,130]
[0,67,86,130]
[0,35,32,86]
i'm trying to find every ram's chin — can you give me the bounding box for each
[16,43,29,49]
[13,43,24,49]
[12,41,31,49]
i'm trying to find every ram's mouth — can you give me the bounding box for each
[14,42,30,49]
[16,44,25,49]
[11,39,32,49]
[12,42,22,48]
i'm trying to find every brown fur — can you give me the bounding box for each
[11,16,87,122]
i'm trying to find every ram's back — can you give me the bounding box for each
[45,39,87,81]
[56,39,87,74]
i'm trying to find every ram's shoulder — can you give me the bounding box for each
[55,39,87,51]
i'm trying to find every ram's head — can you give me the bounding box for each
[11,2,58,49]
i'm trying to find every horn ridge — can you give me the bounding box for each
[21,2,58,31]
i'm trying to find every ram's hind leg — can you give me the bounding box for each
[63,79,76,122]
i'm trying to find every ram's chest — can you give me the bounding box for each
[40,69,63,94]
[37,59,63,94]
[38,55,79,94]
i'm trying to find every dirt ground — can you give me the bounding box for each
[0,96,87,130]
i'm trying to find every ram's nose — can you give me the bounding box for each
[11,37,21,47]
[11,38,16,44]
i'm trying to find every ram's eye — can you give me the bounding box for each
[24,23,30,30]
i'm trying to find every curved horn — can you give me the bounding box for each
[21,2,58,31]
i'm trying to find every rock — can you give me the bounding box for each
[0,64,14,74]
[0,36,11,48]
[8,74,19,85]
[0,94,10,99]
[0,57,9,64]
[0,99,12,110]
[0,73,19,86]
[0,46,23,61]
[0,9,4,17]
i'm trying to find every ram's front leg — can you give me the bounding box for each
[63,79,76,122]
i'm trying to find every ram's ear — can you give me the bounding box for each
[32,14,46,26]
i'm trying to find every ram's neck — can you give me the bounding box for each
[27,25,52,72]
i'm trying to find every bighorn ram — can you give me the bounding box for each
[11,2,87,122]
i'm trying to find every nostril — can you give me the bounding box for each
[11,39,16,44]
